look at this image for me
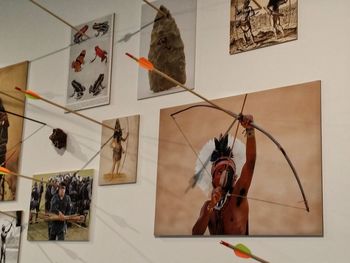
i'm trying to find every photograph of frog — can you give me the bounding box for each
[98,115,139,186]
[0,211,23,263]
[230,0,297,55]
[66,14,114,111]
[27,169,93,241]
[137,0,197,99]
[0,61,28,201]
[154,81,322,236]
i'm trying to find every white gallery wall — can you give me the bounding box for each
[0,0,349,262]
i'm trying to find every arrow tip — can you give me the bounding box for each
[220,240,230,247]
[125,52,133,58]
[125,52,138,62]
[15,87,41,99]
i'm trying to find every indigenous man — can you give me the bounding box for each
[0,99,9,201]
[235,0,258,46]
[192,115,256,235]
[49,182,71,240]
[266,0,288,39]
[0,222,12,263]
[110,119,128,176]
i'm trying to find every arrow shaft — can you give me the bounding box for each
[29,0,90,39]
[39,96,114,131]
[153,68,239,119]
[9,172,46,183]
[75,134,114,173]
[0,90,24,103]
[142,0,167,16]
[15,88,115,132]
[0,109,46,126]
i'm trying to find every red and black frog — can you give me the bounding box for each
[89,74,105,96]
[71,50,86,72]
[73,25,88,44]
[92,21,109,37]
[90,46,108,64]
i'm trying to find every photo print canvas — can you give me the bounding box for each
[27,169,93,241]
[0,61,28,201]
[138,0,197,99]
[66,14,114,111]
[154,81,322,236]
[98,115,140,186]
[0,211,22,263]
[230,0,298,55]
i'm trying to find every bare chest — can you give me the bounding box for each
[208,197,249,235]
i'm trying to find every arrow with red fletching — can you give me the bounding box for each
[124,53,238,117]
[220,241,270,263]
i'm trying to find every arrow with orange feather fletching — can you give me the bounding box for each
[220,240,270,263]
[125,53,310,212]
[0,167,46,183]
[14,87,117,132]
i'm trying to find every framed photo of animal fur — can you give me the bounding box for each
[154,81,322,236]
[0,61,28,201]
[230,0,298,55]
[0,211,23,262]
[27,169,93,241]
[137,0,197,100]
[66,14,114,111]
[98,115,140,186]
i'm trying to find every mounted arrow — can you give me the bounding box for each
[220,240,270,263]
[15,87,116,131]
[0,167,46,183]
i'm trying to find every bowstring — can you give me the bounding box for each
[230,193,306,211]
[171,115,212,188]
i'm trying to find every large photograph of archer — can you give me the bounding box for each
[0,211,22,263]
[98,115,139,186]
[230,0,297,55]
[138,0,197,99]
[27,169,93,241]
[66,14,114,111]
[154,81,322,236]
[0,62,28,201]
